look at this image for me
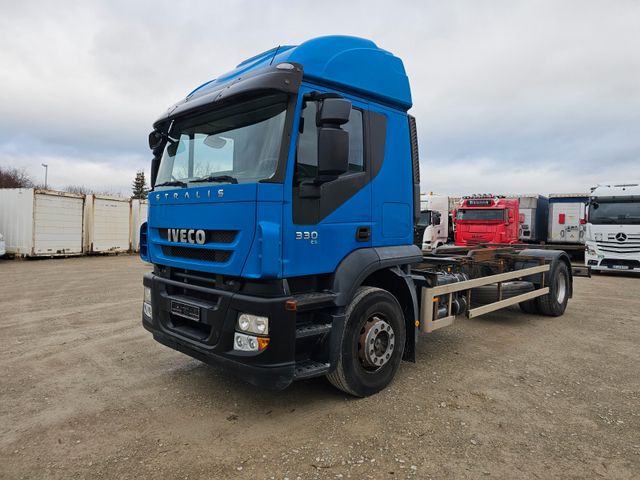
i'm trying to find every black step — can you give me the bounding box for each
[293,292,337,312]
[293,360,330,380]
[296,323,332,339]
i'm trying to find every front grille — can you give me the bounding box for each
[162,246,231,263]
[596,244,640,254]
[158,229,237,244]
[597,236,640,253]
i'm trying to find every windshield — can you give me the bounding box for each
[155,94,288,187]
[588,201,640,225]
[417,210,432,227]
[457,208,505,221]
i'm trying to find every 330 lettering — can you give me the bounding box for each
[295,231,318,244]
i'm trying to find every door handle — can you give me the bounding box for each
[356,226,371,242]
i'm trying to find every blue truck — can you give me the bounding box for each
[141,36,576,397]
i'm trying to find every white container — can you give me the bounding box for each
[513,195,549,243]
[130,199,148,252]
[0,188,85,257]
[548,194,588,244]
[84,194,131,253]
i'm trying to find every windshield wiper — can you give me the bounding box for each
[154,180,188,188]
[190,175,238,184]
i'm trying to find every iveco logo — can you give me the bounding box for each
[168,229,206,244]
[615,232,627,242]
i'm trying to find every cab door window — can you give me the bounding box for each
[295,102,364,182]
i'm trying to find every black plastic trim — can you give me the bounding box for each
[153,64,303,128]
[331,245,423,306]
[408,115,421,224]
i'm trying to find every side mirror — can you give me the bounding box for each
[149,130,164,150]
[316,98,351,180]
[433,212,442,225]
[317,97,351,125]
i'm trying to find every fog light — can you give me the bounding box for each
[234,332,269,352]
[237,313,269,335]
[143,302,152,319]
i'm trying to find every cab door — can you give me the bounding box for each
[282,90,372,278]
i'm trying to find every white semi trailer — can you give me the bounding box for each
[586,182,640,272]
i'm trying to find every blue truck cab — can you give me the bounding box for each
[142,36,423,396]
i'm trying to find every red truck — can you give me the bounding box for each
[454,195,520,246]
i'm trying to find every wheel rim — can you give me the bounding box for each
[358,315,395,371]
[556,271,567,304]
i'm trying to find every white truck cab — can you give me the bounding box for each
[586,182,640,272]
[419,194,449,250]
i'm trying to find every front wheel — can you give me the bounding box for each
[327,287,406,397]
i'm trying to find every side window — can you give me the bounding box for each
[296,101,365,181]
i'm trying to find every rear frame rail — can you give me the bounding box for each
[419,264,550,333]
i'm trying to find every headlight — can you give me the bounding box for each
[594,233,603,241]
[144,286,152,304]
[237,313,269,335]
[143,286,152,318]
[234,332,269,352]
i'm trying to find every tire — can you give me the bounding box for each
[470,281,534,306]
[519,299,539,314]
[537,261,570,316]
[327,286,406,397]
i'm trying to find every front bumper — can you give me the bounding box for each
[142,272,298,389]
[585,249,640,272]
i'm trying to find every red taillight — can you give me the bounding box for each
[558,213,566,225]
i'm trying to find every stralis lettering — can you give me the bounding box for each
[168,229,206,245]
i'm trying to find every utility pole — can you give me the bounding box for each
[42,163,48,189]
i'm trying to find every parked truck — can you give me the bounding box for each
[415,193,448,250]
[586,182,640,272]
[140,36,578,397]
[454,195,520,246]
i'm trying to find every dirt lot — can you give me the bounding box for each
[1,256,639,479]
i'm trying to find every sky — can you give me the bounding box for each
[0,0,639,196]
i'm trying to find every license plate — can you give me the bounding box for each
[610,265,629,270]
[170,300,201,321]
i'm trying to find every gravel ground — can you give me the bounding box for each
[1,255,639,479]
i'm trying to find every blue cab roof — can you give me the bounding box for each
[187,36,412,111]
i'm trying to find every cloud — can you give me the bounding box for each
[0,0,639,195]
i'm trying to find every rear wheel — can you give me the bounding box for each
[327,286,406,397]
[519,299,540,314]
[537,261,570,316]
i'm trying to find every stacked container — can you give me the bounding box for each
[130,199,149,252]
[515,195,549,243]
[0,188,85,257]
[547,194,588,244]
[84,194,131,253]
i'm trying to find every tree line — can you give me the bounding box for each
[0,165,148,199]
